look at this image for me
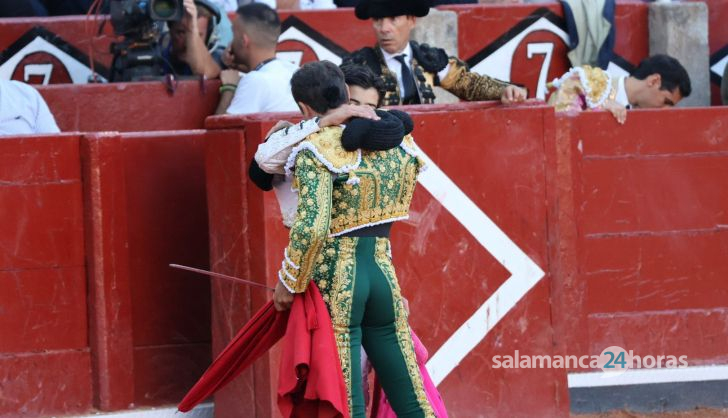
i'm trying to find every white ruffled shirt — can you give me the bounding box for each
[255,118,323,228]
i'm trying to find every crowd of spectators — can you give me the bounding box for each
[0,0,703,136]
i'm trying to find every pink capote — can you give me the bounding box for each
[372,331,449,418]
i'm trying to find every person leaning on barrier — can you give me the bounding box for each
[162,0,228,78]
[547,54,692,124]
[342,0,527,106]
[0,80,60,136]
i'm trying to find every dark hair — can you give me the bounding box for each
[236,3,280,47]
[632,54,692,98]
[291,61,349,114]
[340,64,386,107]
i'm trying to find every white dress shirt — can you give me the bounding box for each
[615,76,630,108]
[0,80,60,136]
[226,59,299,115]
[211,0,239,12]
[380,43,451,97]
[300,0,335,9]
[253,0,277,9]
[255,118,321,175]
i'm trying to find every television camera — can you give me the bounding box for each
[108,0,183,81]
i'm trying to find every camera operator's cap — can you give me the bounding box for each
[355,0,432,20]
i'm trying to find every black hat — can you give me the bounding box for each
[355,0,432,20]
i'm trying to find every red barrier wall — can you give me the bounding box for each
[204,104,728,417]
[3,105,728,417]
[38,80,220,133]
[120,131,211,405]
[205,104,569,418]
[0,130,212,417]
[550,107,728,366]
[85,131,211,408]
[448,2,648,100]
[0,135,92,417]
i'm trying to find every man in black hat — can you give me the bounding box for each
[342,0,527,106]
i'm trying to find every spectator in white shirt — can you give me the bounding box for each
[211,0,239,12]
[242,0,335,9]
[215,3,298,114]
[0,80,60,136]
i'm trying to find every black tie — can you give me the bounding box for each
[394,54,418,104]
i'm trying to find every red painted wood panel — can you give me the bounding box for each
[204,128,261,418]
[0,350,93,418]
[0,135,80,183]
[584,233,728,313]
[579,157,728,234]
[121,132,211,347]
[574,108,728,157]
[394,107,549,351]
[551,108,728,368]
[133,344,211,406]
[83,131,212,408]
[0,182,84,269]
[0,136,84,270]
[81,133,135,410]
[0,135,92,417]
[404,105,562,418]
[587,308,728,364]
[38,81,220,133]
[81,131,214,410]
[0,267,87,353]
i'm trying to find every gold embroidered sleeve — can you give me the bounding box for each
[278,150,332,293]
[439,58,510,101]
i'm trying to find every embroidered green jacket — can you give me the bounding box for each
[278,127,425,293]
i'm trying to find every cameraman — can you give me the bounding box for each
[162,0,227,78]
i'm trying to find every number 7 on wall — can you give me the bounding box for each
[527,43,554,100]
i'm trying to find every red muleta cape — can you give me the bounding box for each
[178,283,349,418]
[278,283,350,418]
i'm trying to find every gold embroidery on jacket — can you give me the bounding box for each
[440,58,509,101]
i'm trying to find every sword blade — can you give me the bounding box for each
[169,264,274,291]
